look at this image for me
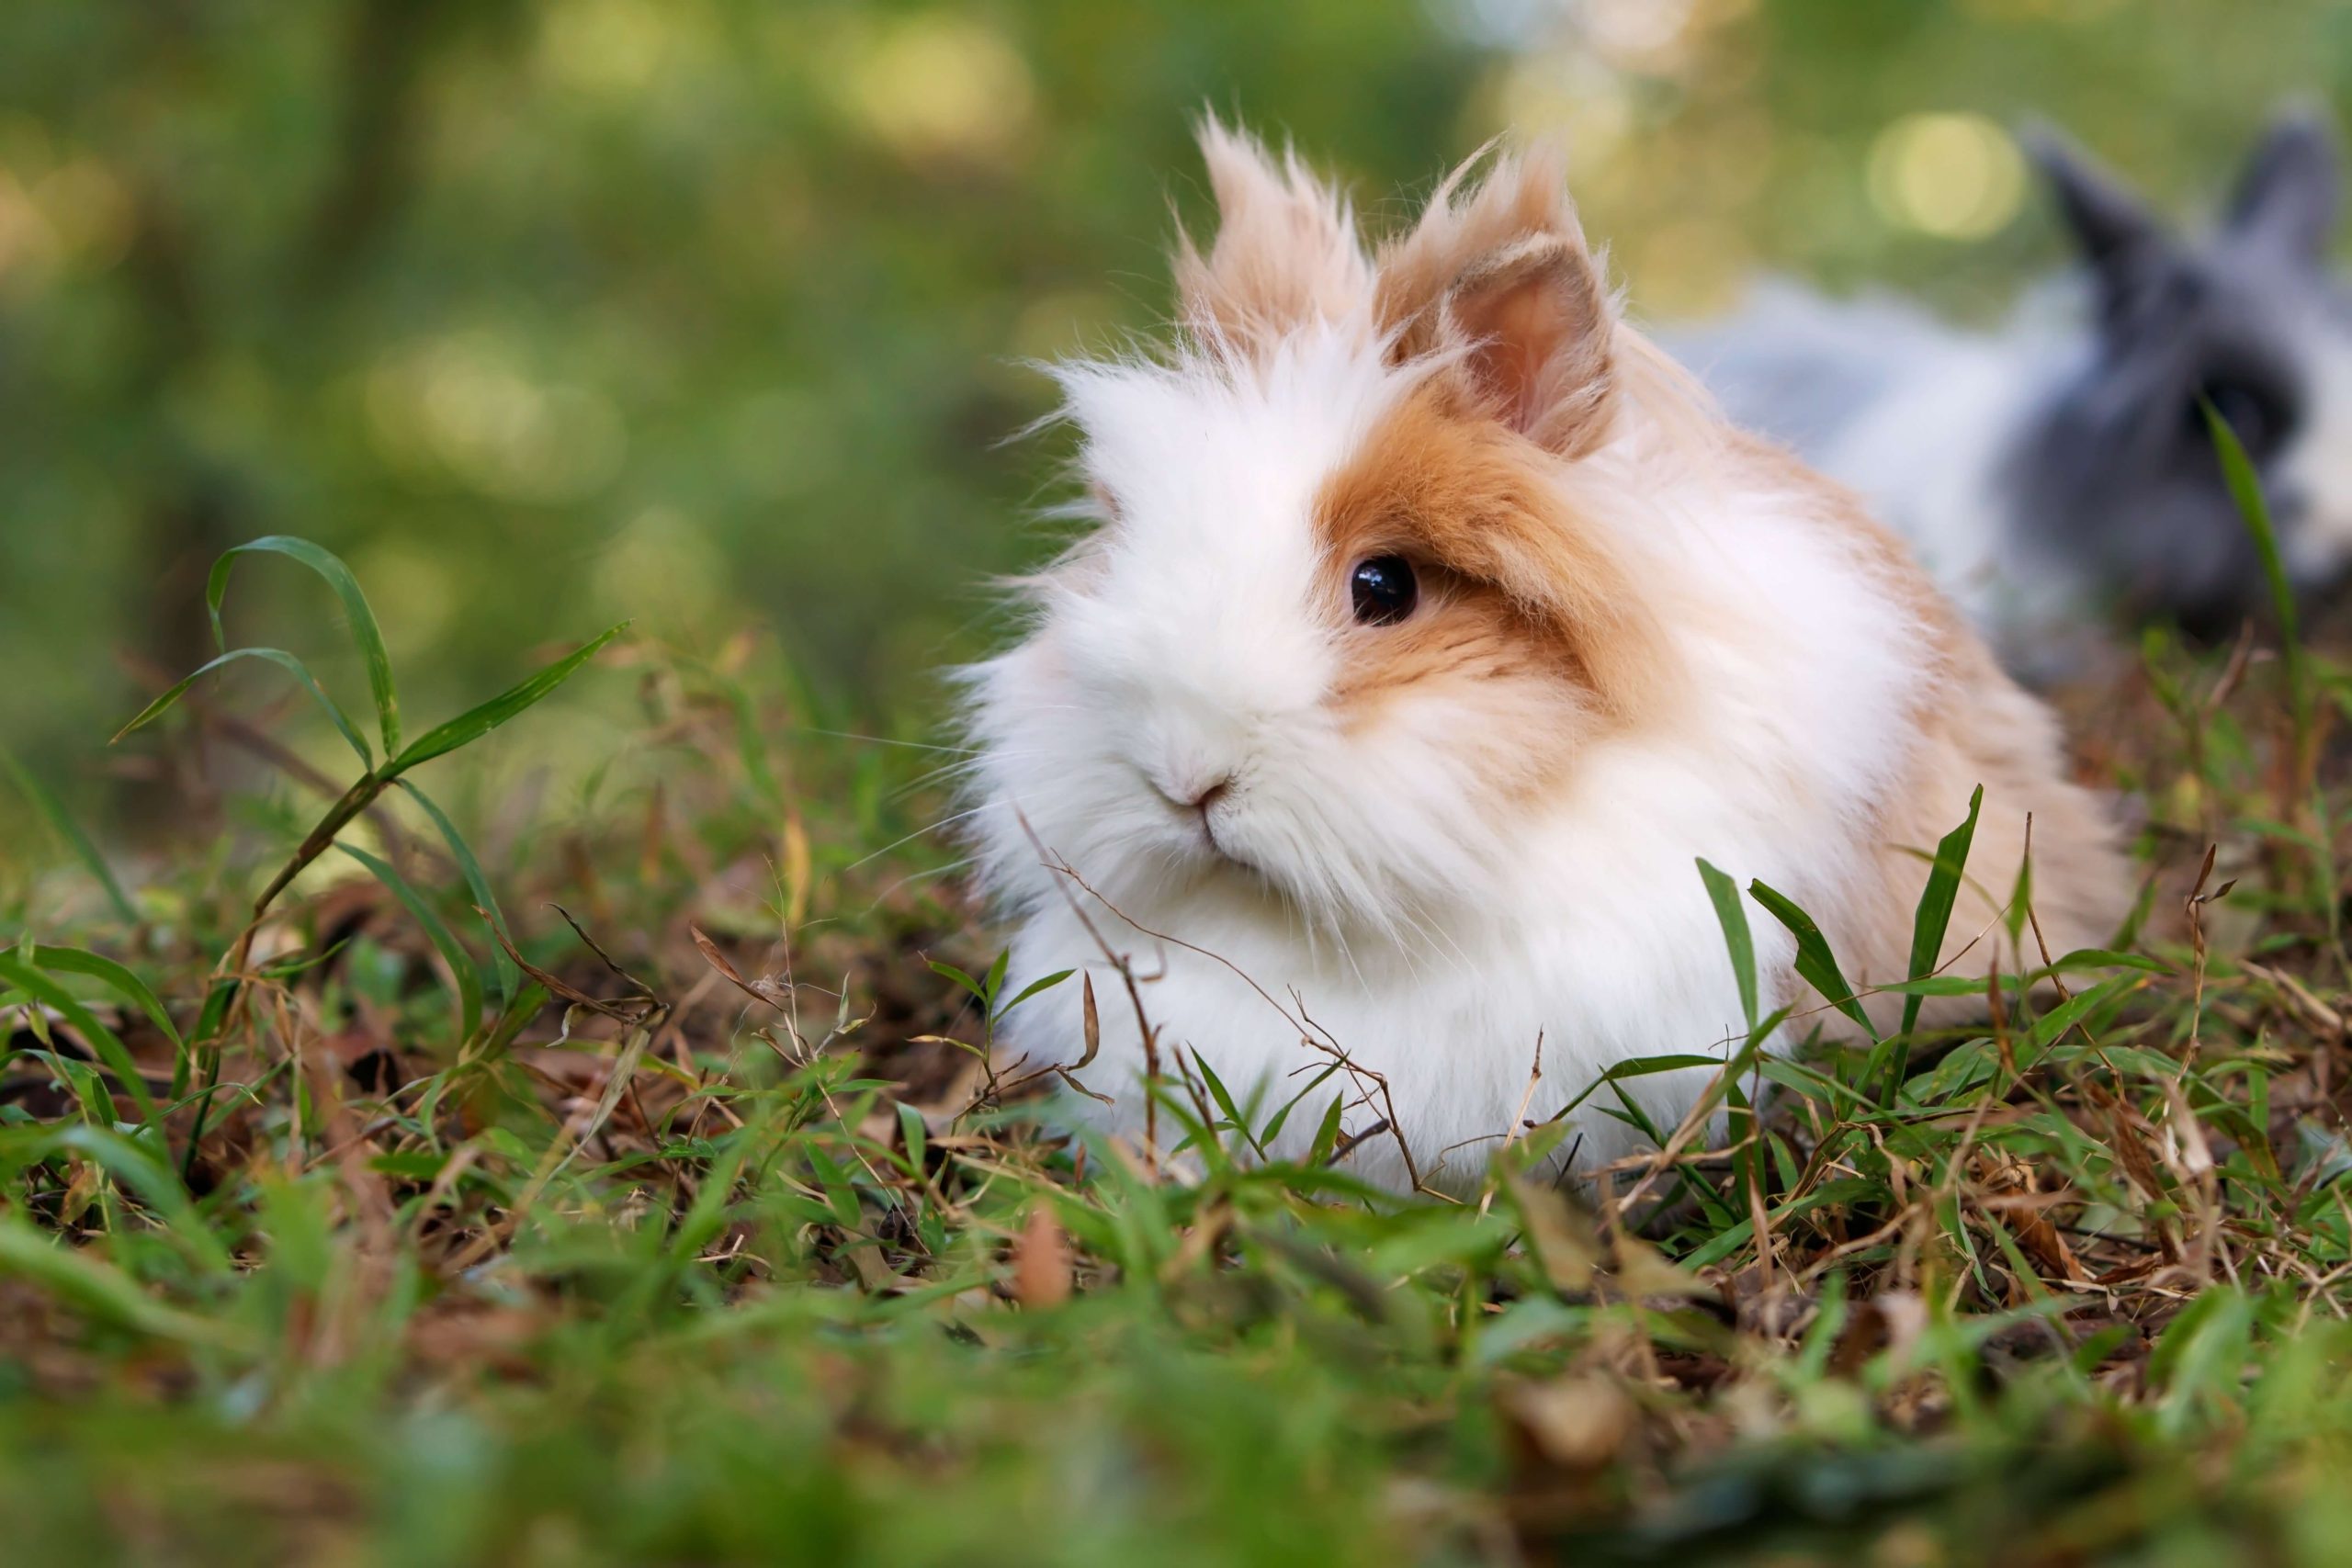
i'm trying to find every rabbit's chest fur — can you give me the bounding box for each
[1001,871,1767,1192]
[989,459,1972,1192]
[999,775,1811,1193]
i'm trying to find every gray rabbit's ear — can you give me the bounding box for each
[2025,125,2169,275]
[2226,107,2340,265]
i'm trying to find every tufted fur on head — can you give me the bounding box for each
[963,122,2128,1192]
[1172,120,1375,355]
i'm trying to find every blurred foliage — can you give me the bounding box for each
[0,0,1486,781]
[1,0,2347,803]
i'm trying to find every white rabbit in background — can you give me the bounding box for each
[961,124,2128,1193]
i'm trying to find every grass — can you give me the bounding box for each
[6,528,2352,1566]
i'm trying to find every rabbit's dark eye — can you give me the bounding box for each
[2194,374,2295,461]
[1350,555,1418,626]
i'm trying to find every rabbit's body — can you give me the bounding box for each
[966,129,2127,1191]
[1673,113,2352,679]
[1667,283,2081,664]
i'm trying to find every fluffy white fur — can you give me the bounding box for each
[959,130,2120,1194]
[1679,283,2093,670]
[965,345,1949,1190]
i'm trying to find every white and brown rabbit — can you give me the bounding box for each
[964,125,2129,1192]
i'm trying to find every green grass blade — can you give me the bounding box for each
[0,746,138,924]
[386,622,629,775]
[1873,976,1993,998]
[2023,973,2140,1053]
[1306,1093,1347,1165]
[23,1050,120,1129]
[1749,878,1878,1041]
[1552,1052,1733,1118]
[34,1124,232,1275]
[0,954,158,1122]
[27,946,185,1090]
[394,780,519,1007]
[2005,837,2035,945]
[1899,784,1984,1043]
[1725,1071,1758,1213]
[175,977,239,1138]
[2204,401,2301,652]
[113,646,375,769]
[0,1219,246,1348]
[896,1102,927,1174]
[929,961,986,1002]
[1193,1054,1261,1157]
[994,968,1073,1022]
[2148,1283,2257,1442]
[2037,949,2170,977]
[2207,399,2327,957]
[337,843,486,1048]
[209,536,402,758]
[1696,857,1758,1032]
[1258,1063,1341,1150]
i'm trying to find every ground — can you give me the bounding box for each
[6,528,2352,1567]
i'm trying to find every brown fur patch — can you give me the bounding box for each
[1373,145,1616,457]
[1442,235,1612,452]
[1312,377,1679,750]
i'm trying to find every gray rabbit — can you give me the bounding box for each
[1669,110,2352,678]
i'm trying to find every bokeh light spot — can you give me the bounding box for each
[1482,52,1635,162]
[540,0,673,96]
[1634,217,1750,317]
[33,159,131,274]
[1582,0,1700,71]
[366,335,628,504]
[350,538,460,657]
[1963,0,2128,19]
[594,506,726,630]
[831,14,1035,167]
[1866,112,2027,239]
[0,167,56,291]
[1009,289,1123,362]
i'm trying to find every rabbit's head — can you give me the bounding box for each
[2010,109,2352,634]
[965,126,1703,938]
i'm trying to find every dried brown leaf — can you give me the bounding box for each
[1012,1201,1072,1309]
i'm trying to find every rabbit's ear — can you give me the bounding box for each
[2226,107,2340,265]
[2026,126,2168,275]
[1377,147,1616,457]
[1441,232,1612,455]
[1173,118,1372,355]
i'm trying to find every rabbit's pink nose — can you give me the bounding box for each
[1158,773,1234,815]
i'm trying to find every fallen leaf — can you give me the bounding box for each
[1012,1201,1072,1309]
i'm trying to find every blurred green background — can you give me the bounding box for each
[2,0,2347,807]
